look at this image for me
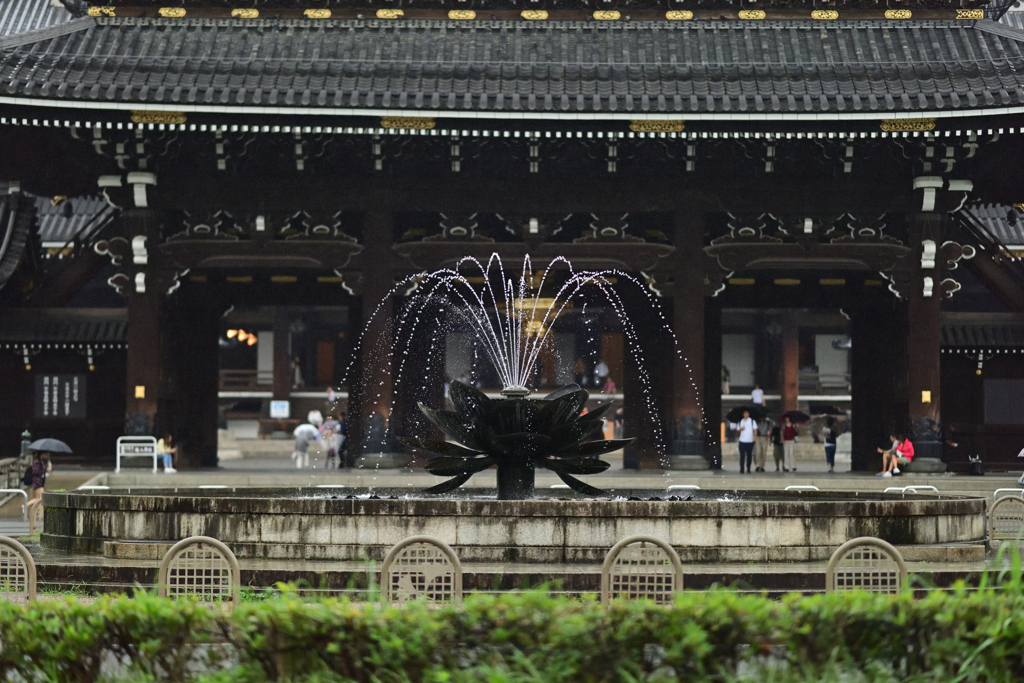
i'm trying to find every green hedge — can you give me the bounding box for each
[3,582,1024,682]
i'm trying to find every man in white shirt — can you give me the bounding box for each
[729,409,757,474]
[751,384,765,406]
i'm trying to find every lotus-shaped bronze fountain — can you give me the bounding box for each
[399,381,632,499]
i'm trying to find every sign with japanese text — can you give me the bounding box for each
[34,374,87,419]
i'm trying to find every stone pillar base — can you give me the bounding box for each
[356,452,412,470]
[665,455,711,471]
[906,457,946,473]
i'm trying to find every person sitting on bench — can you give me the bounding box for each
[876,433,914,477]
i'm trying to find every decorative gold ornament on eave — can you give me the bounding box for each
[380,116,436,130]
[87,6,115,16]
[159,7,186,16]
[231,8,259,17]
[956,9,984,18]
[884,9,912,18]
[521,10,548,19]
[811,10,838,19]
[880,117,936,132]
[738,10,765,19]
[593,10,620,19]
[131,110,187,125]
[448,9,475,19]
[666,10,693,19]
[630,120,685,133]
[376,8,403,18]
[1013,203,1024,212]
[304,9,331,18]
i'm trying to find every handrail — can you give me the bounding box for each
[667,484,700,490]
[0,489,28,520]
[994,488,1024,500]
[785,485,820,492]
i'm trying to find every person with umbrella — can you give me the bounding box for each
[22,438,68,516]
[292,423,319,469]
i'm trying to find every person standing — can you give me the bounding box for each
[594,359,610,388]
[782,416,798,472]
[337,412,352,467]
[292,433,310,469]
[822,417,838,473]
[754,417,772,473]
[729,409,756,474]
[751,384,765,406]
[771,421,785,472]
[573,357,587,386]
[156,434,177,474]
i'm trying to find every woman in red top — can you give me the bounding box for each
[782,417,798,472]
[877,433,914,476]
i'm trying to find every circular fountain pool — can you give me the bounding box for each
[42,487,986,564]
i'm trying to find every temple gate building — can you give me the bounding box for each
[1,0,1022,471]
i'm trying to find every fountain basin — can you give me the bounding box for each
[42,488,986,564]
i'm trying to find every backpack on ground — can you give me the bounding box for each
[968,455,984,476]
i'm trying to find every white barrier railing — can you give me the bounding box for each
[115,436,158,473]
[0,489,28,519]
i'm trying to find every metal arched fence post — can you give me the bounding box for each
[600,535,684,604]
[158,536,241,608]
[381,536,463,605]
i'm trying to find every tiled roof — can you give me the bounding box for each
[0,308,127,343]
[942,315,1024,346]
[2,17,1024,115]
[966,204,1024,247]
[0,0,72,37]
[0,193,36,292]
[36,195,114,247]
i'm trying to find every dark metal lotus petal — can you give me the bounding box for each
[448,381,492,419]
[490,399,544,435]
[539,388,590,430]
[398,437,482,459]
[491,432,552,459]
[422,473,473,495]
[417,404,485,450]
[554,472,606,496]
[540,456,611,475]
[425,455,496,477]
[582,402,612,423]
[556,438,634,458]
[544,384,583,401]
[549,419,606,451]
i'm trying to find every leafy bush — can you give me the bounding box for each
[4,581,1024,682]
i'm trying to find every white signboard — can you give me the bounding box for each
[270,400,291,419]
[116,436,158,473]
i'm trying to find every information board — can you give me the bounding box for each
[34,374,87,419]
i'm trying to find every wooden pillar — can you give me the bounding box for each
[781,310,799,412]
[621,277,663,470]
[906,212,946,463]
[355,208,395,457]
[667,211,708,468]
[162,289,220,468]
[123,210,162,436]
[703,298,723,469]
[272,309,290,401]
[850,299,900,472]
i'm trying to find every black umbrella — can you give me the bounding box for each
[726,405,768,423]
[28,438,72,454]
[808,402,843,416]
[780,410,811,424]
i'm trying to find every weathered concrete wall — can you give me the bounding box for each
[42,489,987,563]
